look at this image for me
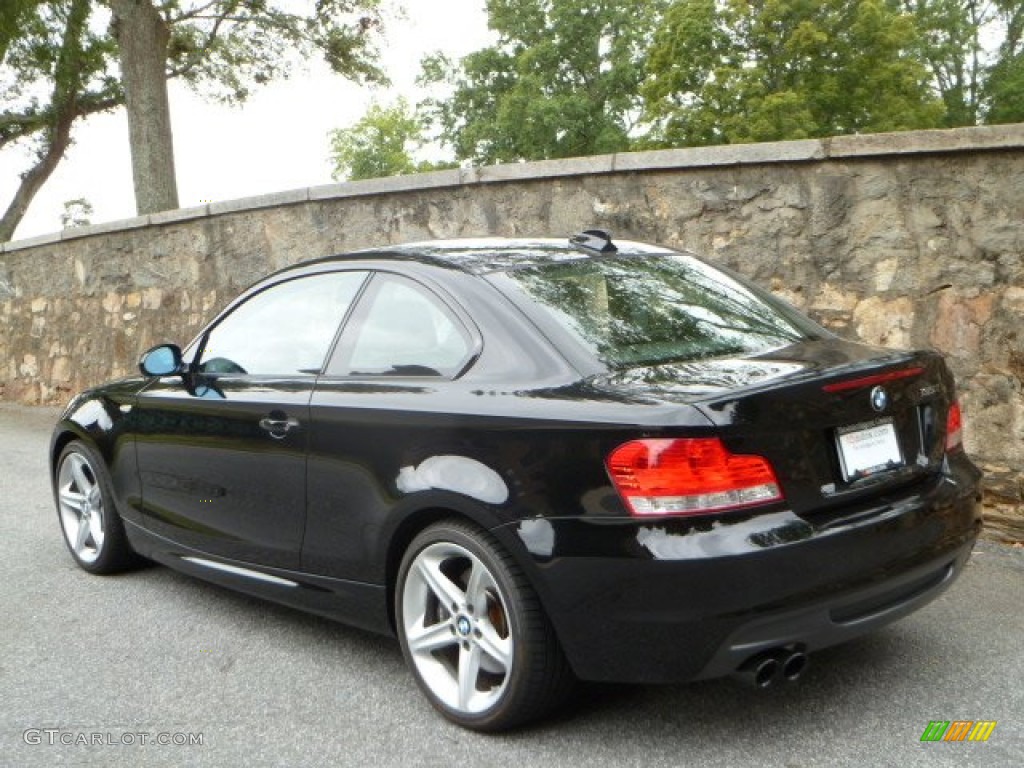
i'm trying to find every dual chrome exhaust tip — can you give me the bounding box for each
[734,648,809,689]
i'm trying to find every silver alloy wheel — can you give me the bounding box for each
[57,451,106,564]
[401,541,514,715]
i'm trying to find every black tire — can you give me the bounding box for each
[54,440,141,574]
[396,519,574,731]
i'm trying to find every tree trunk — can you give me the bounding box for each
[110,0,178,215]
[0,115,75,242]
[0,0,89,242]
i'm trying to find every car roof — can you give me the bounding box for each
[287,237,677,276]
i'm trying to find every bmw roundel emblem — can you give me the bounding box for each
[870,386,889,412]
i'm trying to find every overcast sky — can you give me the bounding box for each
[0,1,493,241]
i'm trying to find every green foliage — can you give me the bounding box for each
[900,1,992,126]
[329,98,456,181]
[899,1,1024,126]
[422,0,668,165]
[984,0,1024,123]
[0,0,40,63]
[1,0,386,239]
[1,0,120,151]
[0,0,106,241]
[643,0,946,147]
[986,53,1024,122]
[159,0,386,105]
[4,1,386,152]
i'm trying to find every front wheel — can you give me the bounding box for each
[396,520,573,731]
[55,440,139,574]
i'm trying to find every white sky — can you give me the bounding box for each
[0,1,493,241]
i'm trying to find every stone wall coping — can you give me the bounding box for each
[3,123,1022,254]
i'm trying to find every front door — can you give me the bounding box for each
[134,270,368,569]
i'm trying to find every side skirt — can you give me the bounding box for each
[124,520,393,636]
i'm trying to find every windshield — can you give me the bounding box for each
[490,253,816,369]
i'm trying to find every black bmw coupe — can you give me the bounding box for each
[51,231,982,730]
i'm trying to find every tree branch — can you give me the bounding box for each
[0,110,76,241]
[0,0,90,241]
[166,4,232,80]
[165,0,222,24]
[0,92,121,150]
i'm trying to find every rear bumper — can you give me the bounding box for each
[497,455,982,684]
[691,543,969,681]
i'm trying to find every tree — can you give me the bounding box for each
[108,0,178,214]
[983,0,1024,122]
[643,0,945,147]
[0,0,115,242]
[108,0,386,215]
[329,98,456,181]
[986,53,1024,123]
[422,0,668,165]
[0,0,40,62]
[60,196,93,227]
[900,1,998,126]
[1,1,385,241]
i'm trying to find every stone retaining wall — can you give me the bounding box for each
[2,124,1021,537]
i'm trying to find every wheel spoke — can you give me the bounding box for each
[88,513,104,549]
[464,558,488,610]
[406,617,457,654]
[457,642,482,711]
[70,458,92,494]
[59,488,85,511]
[74,515,91,553]
[476,623,513,673]
[417,557,465,611]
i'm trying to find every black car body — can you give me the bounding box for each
[51,233,983,730]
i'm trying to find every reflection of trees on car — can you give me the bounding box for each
[199,357,247,375]
[508,255,808,368]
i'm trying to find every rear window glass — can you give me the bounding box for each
[491,254,813,369]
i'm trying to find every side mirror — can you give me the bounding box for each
[139,344,184,377]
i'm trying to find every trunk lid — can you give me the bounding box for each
[593,338,957,516]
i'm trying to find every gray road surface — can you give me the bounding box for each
[0,402,1021,767]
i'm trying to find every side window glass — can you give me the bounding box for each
[198,272,366,375]
[333,275,473,377]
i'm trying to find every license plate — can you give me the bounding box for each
[836,420,903,481]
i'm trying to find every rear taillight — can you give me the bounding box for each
[606,438,783,517]
[946,401,963,452]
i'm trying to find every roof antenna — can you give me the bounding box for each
[569,229,617,255]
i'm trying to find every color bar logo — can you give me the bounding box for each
[920,720,997,742]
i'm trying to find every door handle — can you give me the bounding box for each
[259,414,300,439]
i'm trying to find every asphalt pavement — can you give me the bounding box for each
[1,402,1021,767]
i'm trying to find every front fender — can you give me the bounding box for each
[50,381,143,524]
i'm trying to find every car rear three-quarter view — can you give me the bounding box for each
[50,231,983,731]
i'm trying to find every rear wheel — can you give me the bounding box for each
[396,520,573,731]
[55,440,139,574]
